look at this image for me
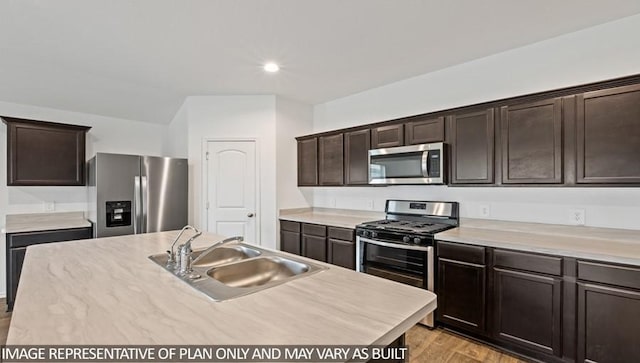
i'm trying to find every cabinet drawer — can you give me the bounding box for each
[280,220,301,233]
[578,260,640,290]
[302,223,327,237]
[328,227,354,241]
[7,227,93,248]
[437,241,485,265]
[494,249,562,276]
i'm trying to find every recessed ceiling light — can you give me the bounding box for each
[263,62,280,73]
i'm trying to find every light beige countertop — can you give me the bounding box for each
[436,218,640,266]
[7,231,436,345]
[2,211,91,234]
[279,207,383,229]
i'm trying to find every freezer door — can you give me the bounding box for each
[141,156,188,233]
[95,153,141,238]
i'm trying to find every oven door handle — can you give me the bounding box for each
[359,236,431,252]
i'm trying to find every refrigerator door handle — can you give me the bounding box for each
[134,176,141,234]
[141,176,148,233]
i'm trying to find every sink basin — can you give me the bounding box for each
[191,245,261,267]
[206,256,309,288]
[148,242,327,301]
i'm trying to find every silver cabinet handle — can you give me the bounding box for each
[247,213,255,218]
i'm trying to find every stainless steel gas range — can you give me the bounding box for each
[355,200,459,327]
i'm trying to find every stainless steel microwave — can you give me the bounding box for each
[368,142,445,185]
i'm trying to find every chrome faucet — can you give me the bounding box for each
[167,225,202,271]
[191,235,244,265]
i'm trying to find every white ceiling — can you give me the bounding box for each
[1,0,640,124]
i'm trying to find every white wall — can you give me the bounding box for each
[185,95,278,248]
[0,100,168,297]
[275,97,314,211]
[312,14,640,231]
[163,101,189,158]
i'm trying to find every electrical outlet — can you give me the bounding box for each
[569,208,586,226]
[328,197,336,208]
[479,204,491,218]
[44,201,55,212]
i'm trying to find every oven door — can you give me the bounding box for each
[368,143,444,185]
[356,236,435,326]
[357,237,434,291]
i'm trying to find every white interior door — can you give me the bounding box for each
[206,140,257,243]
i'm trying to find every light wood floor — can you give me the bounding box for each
[0,299,526,362]
[406,325,530,363]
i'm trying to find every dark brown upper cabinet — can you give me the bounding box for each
[576,83,640,184]
[2,117,91,186]
[500,98,563,184]
[344,129,371,185]
[318,133,344,185]
[371,124,404,149]
[405,116,445,145]
[449,109,495,184]
[297,137,318,186]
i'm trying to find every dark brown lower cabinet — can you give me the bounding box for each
[576,260,640,363]
[436,241,640,363]
[576,283,640,363]
[437,258,486,334]
[327,227,355,269]
[436,241,487,335]
[280,220,301,255]
[328,238,355,269]
[280,220,356,269]
[302,235,327,262]
[492,268,562,358]
[280,230,301,255]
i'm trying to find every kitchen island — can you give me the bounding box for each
[7,231,436,345]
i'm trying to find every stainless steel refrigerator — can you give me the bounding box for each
[87,153,188,238]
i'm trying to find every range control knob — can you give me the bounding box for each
[362,230,370,237]
[402,236,411,243]
[371,231,378,238]
[413,237,423,245]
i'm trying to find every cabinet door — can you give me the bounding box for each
[576,84,640,184]
[405,117,445,145]
[328,238,355,270]
[7,247,26,310]
[437,257,487,334]
[318,134,344,185]
[493,268,562,357]
[449,109,495,184]
[3,117,90,186]
[371,124,404,149]
[302,235,327,262]
[280,231,301,255]
[577,283,640,363]
[501,99,563,184]
[297,138,318,186]
[344,129,371,185]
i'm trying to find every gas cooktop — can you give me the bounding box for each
[357,219,453,235]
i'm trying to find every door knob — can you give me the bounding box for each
[247,213,255,218]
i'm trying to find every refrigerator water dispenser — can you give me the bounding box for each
[106,201,132,227]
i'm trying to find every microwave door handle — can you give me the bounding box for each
[421,151,430,177]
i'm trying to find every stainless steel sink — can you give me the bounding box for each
[149,242,326,301]
[191,245,261,267]
[207,256,309,288]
